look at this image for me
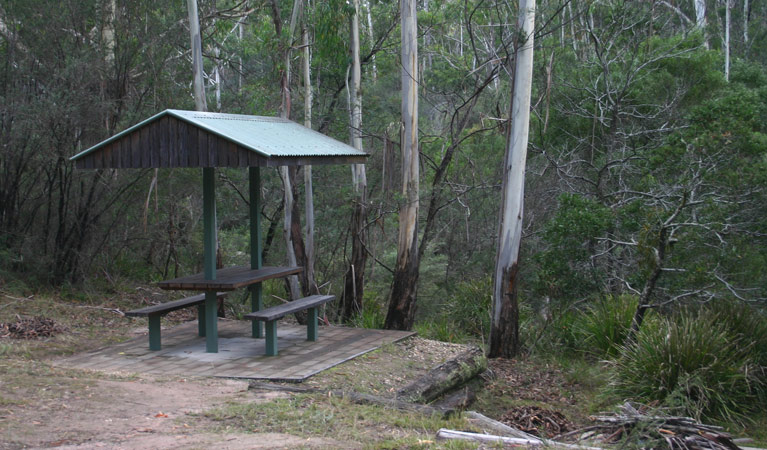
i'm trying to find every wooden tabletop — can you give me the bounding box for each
[157,266,302,291]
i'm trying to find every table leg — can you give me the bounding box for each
[307,307,318,341]
[250,283,263,338]
[148,315,161,351]
[265,321,278,356]
[204,291,218,353]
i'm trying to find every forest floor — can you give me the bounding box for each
[2,286,756,449]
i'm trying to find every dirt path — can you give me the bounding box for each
[1,375,349,449]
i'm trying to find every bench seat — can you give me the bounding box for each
[244,294,335,356]
[127,292,227,351]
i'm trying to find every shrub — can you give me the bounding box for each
[575,295,639,358]
[610,311,765,422]
[444,277,492,338]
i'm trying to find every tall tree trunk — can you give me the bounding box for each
[567,1,578,55]
[363,0,377,82]
[272,0,305,300]
[385,0,420,331]
[693,0,708,48]
[489,0,536,358]
[214,46,221,111]
[341,0,368,321]
[187,0,207,112]
[302,6,318,296]
[724,0,731,81]
[743,0,749,43]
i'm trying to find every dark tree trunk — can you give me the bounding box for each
[488,262,521,358]
[385,240,419,330]
[341,194,367,321]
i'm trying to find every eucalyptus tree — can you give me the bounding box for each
[490,0,536,358]
[385,0,420,330]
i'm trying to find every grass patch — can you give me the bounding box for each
[203,393,477,449]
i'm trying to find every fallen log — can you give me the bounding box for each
[397,346,487,403]
[435,429,604,450]
[431,386,476,410]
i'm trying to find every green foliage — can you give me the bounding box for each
[610,310,767,422]
[350,297,387,330]
[575,295,640,358]
[444,276,492,339]
[534,194,612,303]
[414,316,469,344]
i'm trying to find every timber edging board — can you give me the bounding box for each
[157,265,302,291]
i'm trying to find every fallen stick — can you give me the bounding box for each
[464,410,542,441]
[435,429,604,449]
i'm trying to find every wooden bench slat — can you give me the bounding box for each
[244,295,334,322]
[126,292,227,317]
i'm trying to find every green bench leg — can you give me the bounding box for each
[197,304,206,337]
[250,284,263,338]
[148,315,162,351]
[307,307,318,341]
[205,291,218,353]
[265,321,278,356]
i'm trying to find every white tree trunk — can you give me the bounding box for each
[489,0,536,358]
[363,0,377,82]
[102,0,116,64]
[743,0,749,43]
[187,0,207,111]
[693,0,708,48]
[385,0,420,330]
[342,0,368,320]
[725,0,730,81]
[273,0,304,300]
[568,1,578,55]
[214,46,221,111]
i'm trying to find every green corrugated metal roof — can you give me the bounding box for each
[70,109,367,162]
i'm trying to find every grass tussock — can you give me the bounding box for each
[610,306,766,422]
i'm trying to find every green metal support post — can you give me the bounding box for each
[307,307,318,341]
[203,167,218,353]
[148,315,161,351]
[265,321,278,356]
[249,167,264,338]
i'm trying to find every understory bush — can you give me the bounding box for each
[575,295,639,358]
[444,277,492,338]
[610,307,766,422]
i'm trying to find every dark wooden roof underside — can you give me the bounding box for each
[74,115,366,169]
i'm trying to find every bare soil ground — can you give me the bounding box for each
[0,289,479,448]
[0,286,618,449]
